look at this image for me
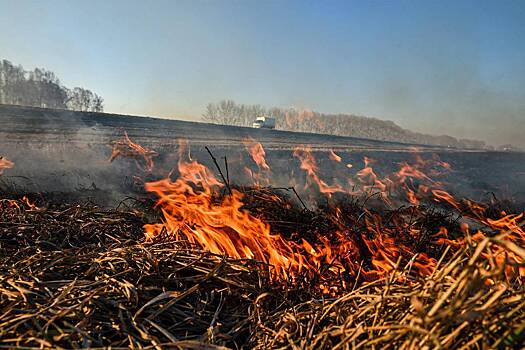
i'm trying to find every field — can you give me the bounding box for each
[1,105,525,349]
[1,104,524,204]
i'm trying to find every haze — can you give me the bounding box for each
[1,0,524,147]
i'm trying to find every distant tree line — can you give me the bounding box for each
[0,59,103,112]
[202,100,490,150]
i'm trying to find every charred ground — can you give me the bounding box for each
[1,105,525,349]
[1,104,524,206]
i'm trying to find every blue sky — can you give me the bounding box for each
[1,0,524,146]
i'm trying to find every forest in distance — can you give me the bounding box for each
[0,59,103,113]
[202,100,510,150]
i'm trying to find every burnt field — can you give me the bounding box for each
[1,104,524,205]
[1,104,525,349]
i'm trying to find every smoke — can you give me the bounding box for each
[0,109,138,204]
[376,34,525,149]
[2,106,525,208]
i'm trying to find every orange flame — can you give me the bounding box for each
[3,196,40,211]
[429,191,525,280]
[486,213,525,238]
[355,157,388,195]
[293,147,344,195]
[117,136,523,288]
[21,196,40,210]
[432,189,462,210]
[243,138,270,171]
[109,132,158,172]
[143,142,451,286]
[328,150,342,162]
[243,138,271,186]
[144,155,308,278]
[0,156,14,175]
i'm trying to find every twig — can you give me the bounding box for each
[223,156,230,189]
[289,186,309,211]
[205,146,232,195]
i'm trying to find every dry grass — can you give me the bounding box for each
[0,193,524,349]
[252,238,525,349]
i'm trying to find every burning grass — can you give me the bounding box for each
[1,191,524,349]
[1,137,525,349]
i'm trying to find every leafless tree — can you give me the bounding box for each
[202,99,489,149]
[0,59,104,112]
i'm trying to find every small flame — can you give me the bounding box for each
[328,150,342,162]
[355,157,388,195]
[432,189,462,210]
[243,138,271,186]
[109,132,158,172]
[3,196,41,211]
[0,156,14,175]
[293,147,344,195]
[243,138,270,171]
[21,196,40,210]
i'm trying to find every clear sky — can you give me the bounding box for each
[1,0,524,147]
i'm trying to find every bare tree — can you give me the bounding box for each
[67,87,93,111]
[0,59,104,112]
[91,94,104,112]
[203,100,266,126]
[201,99,488,149]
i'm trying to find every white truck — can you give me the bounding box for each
[252,116,276,129]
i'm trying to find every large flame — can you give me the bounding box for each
[144,142,306,278]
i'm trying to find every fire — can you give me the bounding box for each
[486,213,524,236]
[243,138,270,171]
[143,151,306,278]
[3,196,40,211]
[429,190,525,280]
[109,132,158,172]
[328,150,342,162]
[355,156,388,195]
[243,138,271,186]
[1,156,41,211]
[0,156,14,175]
[142,142,447,285]
[105,134,523,288]
[293,147,344,195]
[432,189,462,209]
[21,196,39,210]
